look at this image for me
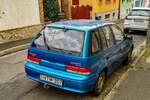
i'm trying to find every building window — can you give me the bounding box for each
[72,0,79,5]
[105,14,110,19]
[98,0,103,5]
[113,12,115,17]
[95,16,101,20]
[98,16,102,20]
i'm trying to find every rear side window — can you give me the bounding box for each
[102,26,114,48]
[32,27,84,56]
[89,29,102,56]
[98,28,108,50]
[111,25,123,44]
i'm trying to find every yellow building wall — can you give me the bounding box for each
[79,0,119,14]
[79,0,92,6]
[58,0,119,20]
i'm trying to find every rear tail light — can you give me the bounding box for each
[27,55,41,64]
[66,65,91,75]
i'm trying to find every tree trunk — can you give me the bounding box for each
[38,0,44,24]
[146,16,150,52]
[118,0,121,19]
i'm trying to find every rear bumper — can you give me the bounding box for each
[24,62,97,93]
[124,22,148,31]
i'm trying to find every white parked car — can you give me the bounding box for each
[124,7,150,33]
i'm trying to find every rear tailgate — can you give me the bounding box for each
[126,16,149,25]
[28,47,83,71]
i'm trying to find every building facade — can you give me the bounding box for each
[120,0,133,19]
[134,0,142,7]
[59,0,119,21]
[141,0,150,7]
[0,0,44,31]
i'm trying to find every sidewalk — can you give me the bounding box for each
[111,53,150,100]
[0,38,31,57]
[0,38,31,51]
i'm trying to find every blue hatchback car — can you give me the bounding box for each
[25,20,133,96]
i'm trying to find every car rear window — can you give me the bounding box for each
[129,9,150,16]
[32,27,84,56]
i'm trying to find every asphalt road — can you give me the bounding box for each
[0,32,146,100]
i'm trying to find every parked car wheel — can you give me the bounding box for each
[93,71,106,96]
[124,49,133,65]
[124,28,130,34]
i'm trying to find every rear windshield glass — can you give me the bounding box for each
[129,9,150,16]
[32,27,84,56]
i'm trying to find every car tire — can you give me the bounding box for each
[124,28,130,34]
[124,49,132,65]
[92,71,106,96]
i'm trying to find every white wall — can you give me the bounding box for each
[0,0,40,31]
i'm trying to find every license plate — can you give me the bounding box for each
[40,74,63,86]
[134,19,144,22]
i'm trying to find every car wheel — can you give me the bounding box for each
[124,50,132,65]
[124,28,130,34]
[93,71,106,96]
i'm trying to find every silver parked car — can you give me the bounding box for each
[124,7,150,33]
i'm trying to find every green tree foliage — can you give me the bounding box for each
[43,0,59,22]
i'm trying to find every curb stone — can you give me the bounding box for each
[0,44,28,57]
[104,41,146,100]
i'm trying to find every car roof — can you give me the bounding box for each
[46,19,113,31]
[132,7,150,10]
